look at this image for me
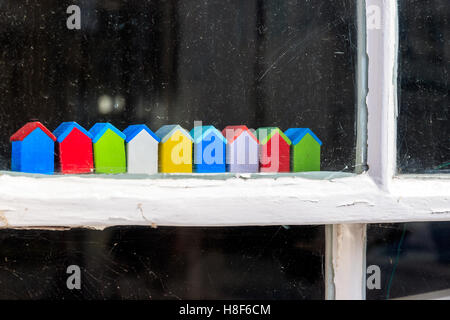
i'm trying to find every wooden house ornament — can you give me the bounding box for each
[190,125,226,173]
[53,122,94,174]
[89,123,126,174]
[155,125,193,173]
[222,125,259,173]
[123,124,160,174]
[284,128,322,172]
[255,127,291,172]
[10,121,56,174]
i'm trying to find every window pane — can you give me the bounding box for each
[367,223,450,299]
[0,0,359,172]
[0,226,324,299]
[397,0,450,173]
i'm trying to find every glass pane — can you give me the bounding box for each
[0,0,359,173]
[366,223,450,299]
[397,0,450,173]
[0,226,324,299]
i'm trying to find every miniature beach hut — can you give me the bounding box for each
[89,123,126,174]
[255,127,291,172]
[284,128,322,172]
[123,124,160,174]
[10,121,56,174]
[53,122,94,174]
[155,125,193,173]
[222,125,259,173]
[190,125,226,173]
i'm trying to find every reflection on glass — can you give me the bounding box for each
[0,226,324,299]
[0,0,358,171]
[397,0,450,173]
[367,223,450,299]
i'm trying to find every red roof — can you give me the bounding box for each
[10,121,56,142]
[222,125,259,144]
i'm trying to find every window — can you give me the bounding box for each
[0,0,448,301]
[0,226,324,299]
[397,0,449,174]
[367,222,450,300]
[362,1,450,301]
[0,0,360,172]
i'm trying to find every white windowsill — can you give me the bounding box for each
[0,171,448,229]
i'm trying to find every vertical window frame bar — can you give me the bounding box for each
[328,0,399,300]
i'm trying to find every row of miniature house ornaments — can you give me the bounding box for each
[10,122,322,174]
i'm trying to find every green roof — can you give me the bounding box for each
[255,127,291,145]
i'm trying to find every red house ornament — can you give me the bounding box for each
[255,127,291,172]
[53,122,94,174]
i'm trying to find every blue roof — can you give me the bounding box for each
[155,125,178,139]
[123,124,160,143]
[88,123,126,143]
[53,122,92,143]
[189,126,226,144]
[284,128,322,146]
[155,125,193,143]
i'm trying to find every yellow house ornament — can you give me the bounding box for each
[155,125,193,173]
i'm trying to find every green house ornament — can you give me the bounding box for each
[284,128,322,172]
[89,123,126,174]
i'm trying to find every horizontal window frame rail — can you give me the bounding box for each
[0,172,448,229]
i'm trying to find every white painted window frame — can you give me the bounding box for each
[329,0,450,300]
[0,0,448,300]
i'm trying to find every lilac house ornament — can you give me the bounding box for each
[222,125,259,173]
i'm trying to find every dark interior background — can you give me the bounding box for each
[367,222,450,299]
[397,0,449,173]
[0,0,358,171]
[0,226,324,299]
